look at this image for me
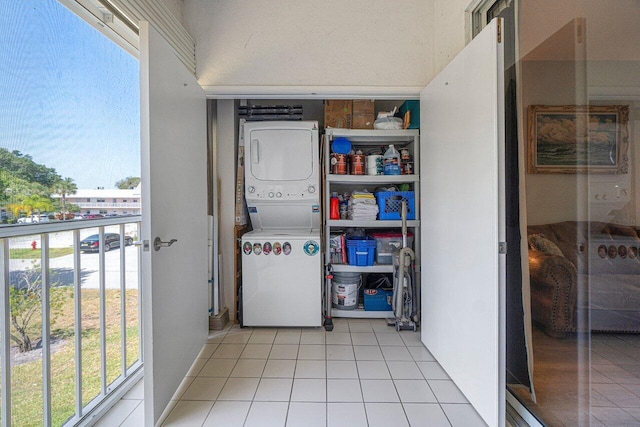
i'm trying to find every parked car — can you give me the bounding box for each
[80,233,134,252]
[17,214,50,224]
[83,214,104,219]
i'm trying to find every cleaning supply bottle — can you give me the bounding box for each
[383,144,401,175]
[330,192,340,219]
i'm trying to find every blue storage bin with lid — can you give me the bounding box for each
[346,236,376,266]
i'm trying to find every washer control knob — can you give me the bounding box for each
[308,185,316,193]
[276,192,282,198]
[269,192,274,198]
[248,186,255,193]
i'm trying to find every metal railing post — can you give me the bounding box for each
[98,227,107,397]
[137,222,143,364]
[73,230,83,418]
[41,234,51,427]
[0,239,11,427]
[119,225,127,377]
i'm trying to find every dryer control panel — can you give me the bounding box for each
[246,183,318,201]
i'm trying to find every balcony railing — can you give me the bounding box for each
[0,216,143,427]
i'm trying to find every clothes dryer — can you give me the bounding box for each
[243,121,320,230]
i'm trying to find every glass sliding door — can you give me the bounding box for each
[518,10,591,424]
[509,1,640,426]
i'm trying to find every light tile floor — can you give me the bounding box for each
[96,318,487,426]
[512,328,640,426]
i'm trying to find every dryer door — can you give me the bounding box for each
[247,128,314,181]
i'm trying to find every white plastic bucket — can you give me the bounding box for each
[332,272,361,310]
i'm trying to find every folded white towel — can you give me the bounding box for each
[350,198,377,205]
[349,205,378,212]
[351,190,375,197]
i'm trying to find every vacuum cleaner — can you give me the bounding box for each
[387,200,418,331]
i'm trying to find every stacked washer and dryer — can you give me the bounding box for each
[241,121,322,327]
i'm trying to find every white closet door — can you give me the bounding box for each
[139,22,209,425]
[420,18,505,427]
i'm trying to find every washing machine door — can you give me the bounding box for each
[247,126,315,182]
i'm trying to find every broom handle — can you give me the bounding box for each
[401,201,407,248]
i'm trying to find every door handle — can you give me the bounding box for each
[154,237,178,251]
[134,240,150,251]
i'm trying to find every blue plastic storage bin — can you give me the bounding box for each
[346,236,376,266]
[363,289,393,311]
[375,191,416,220]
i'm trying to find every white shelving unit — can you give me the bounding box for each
[323,128,420,321]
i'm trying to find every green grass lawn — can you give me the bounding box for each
[10,247,75,259]
[4,289,140,426]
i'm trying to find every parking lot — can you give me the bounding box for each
[8,229,140,290]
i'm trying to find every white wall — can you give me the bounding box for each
[429,0,471,76]
[522,60,584,224]
[161,0,185,28]
[183,0,471,97]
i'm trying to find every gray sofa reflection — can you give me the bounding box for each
[528,221,640,337]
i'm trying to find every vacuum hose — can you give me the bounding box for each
[393,201,415,320]
[393,247,415,319]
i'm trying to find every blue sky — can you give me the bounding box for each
[0,0,140,189]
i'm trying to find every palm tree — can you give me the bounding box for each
[54,177,77,220]
[23,194,53,216]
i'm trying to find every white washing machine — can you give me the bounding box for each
[241,230,321,327]
[241,121,322,327]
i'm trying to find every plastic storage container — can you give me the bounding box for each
[375,191,416,220]
[346,236,376,266]
[399,100,420,129]
[330,193,340,219]
[363,289,393,311]
[383,145,401,175]
[332,272,361,310]
[370,231,415,264]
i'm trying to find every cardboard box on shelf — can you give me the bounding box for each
[324,100,352,129]
[352,100,375,129]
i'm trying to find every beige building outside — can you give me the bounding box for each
[54,184,141,217]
